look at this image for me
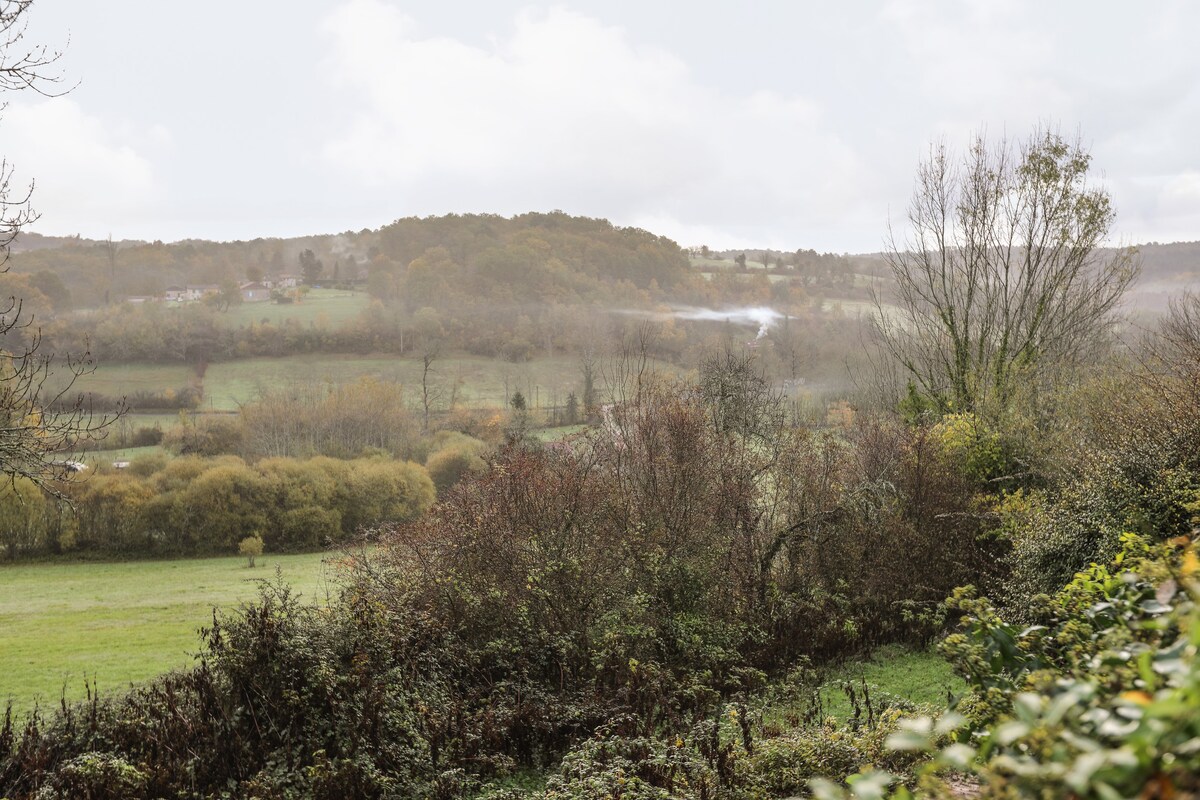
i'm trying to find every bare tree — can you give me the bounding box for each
[420,346,440,432]
[0,2,113,492]
[1,0,68,255]
[875,128,1139,414]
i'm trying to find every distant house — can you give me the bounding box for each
[184,284,220,301]
[164,285,186,302]
[274,273,301,289]
[239,281,271,303]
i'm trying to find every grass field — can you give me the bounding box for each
[56,362,198,400]
[81,444,165,467]
[202,354,621,411]
[689,256,769,270]
[220,288,370,328]
[0,552,337,717]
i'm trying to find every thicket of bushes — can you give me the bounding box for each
[0,353,1010,796]
[0,454,434,559]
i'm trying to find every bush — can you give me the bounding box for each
[425,443,487,495]
[162,416,245,456]
[128,425,164,447]
[125,452,168,477]
[814,535,1200,799]
[239,535,264,567]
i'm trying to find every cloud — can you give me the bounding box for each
[2,98,161,235]
[318,1,875,250]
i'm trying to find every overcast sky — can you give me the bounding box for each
[4,1,1199,253]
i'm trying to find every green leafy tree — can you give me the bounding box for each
[178,463,270,552]
[0,476,50,559]
[205,277,242,312]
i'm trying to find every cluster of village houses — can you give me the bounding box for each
[125,274,302,305]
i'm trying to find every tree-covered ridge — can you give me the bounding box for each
[6,212,691,313]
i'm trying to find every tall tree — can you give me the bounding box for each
[875,128,1139,413]
[298,248,323,286]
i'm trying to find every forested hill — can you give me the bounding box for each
[11,218,1198,317]
[6,213,691,313]
[1125,240,1200,311]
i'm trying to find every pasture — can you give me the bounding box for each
[58,362,198,400]
[201,354,623,411]
[61,353,614,413]
[0,552,337,717]
[219,288,370,328]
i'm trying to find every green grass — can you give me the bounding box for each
[689,256,769,270]
[698,271,797,284]
[0,552,337,717]
[111,411,188,432]
[202,354,620,411]
[81,444,166,467]
[220,288,370,328]
[816,645,964,720]
[54,362,198,400]
[531,424,588,441]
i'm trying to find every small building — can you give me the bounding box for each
[239,282,271,303]
[164,285,186,301]
[184,284,220,301]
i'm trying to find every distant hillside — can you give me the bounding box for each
[1122,241,1200,312]
[7,212,690,313]
[690,241,1200,315]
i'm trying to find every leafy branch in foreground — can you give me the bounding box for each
[813,533,1200,799]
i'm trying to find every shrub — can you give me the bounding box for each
[128,425,164,447]
[162,416,245,456]
[239,535,264,567]
[813,536,1200,799]
[425,444,487,495]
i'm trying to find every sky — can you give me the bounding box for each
[3,1,1199,253]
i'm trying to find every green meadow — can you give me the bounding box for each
[201,354,614,411]
[219,288,371,328]
[0,552,337,717]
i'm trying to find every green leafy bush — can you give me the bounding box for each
[812,535,1200,799]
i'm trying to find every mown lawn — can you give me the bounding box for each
[0,552,337,717]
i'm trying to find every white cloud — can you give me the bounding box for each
[2,98,161,235]
[318,1,875,249]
